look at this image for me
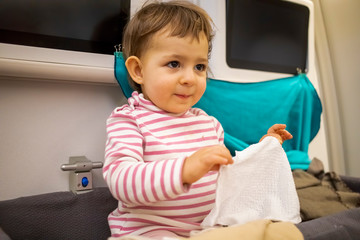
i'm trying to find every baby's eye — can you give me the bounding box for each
[195,64,206,72]
[167,61,180,68]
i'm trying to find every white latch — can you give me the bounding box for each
[61,156,103,194]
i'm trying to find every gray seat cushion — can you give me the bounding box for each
[0,187,117,240]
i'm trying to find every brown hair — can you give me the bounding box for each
[122,0,214,92]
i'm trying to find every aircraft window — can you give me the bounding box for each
[226,0,309,74]
[0,0,130,55]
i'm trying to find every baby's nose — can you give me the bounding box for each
[180,68,196,85]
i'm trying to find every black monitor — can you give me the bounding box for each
[0,0,130,55]
[226,0,309,74]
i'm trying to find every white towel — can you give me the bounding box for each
[201,136,301,227]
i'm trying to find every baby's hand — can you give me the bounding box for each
[260,124,293,145]
[182,145,233,184]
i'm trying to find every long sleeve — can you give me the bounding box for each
[103,108,188,205]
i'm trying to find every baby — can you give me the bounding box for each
[103,1,292,239]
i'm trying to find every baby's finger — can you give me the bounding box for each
[265,133,284,144]
[214,156,233,166]
[268,124,286,133]
[210,164,220,171]
[217,146,234,164]
[278,129,293,140]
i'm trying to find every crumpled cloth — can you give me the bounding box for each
[201,136,301,227]
[293,158,360,221]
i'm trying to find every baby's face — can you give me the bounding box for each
[137,30,209,114]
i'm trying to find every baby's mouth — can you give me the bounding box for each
[175,93,191,99]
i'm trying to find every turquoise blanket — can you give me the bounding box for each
[114,52,322,170]
[195,75,322,170]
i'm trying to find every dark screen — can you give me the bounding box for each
[226,0,309,74]
[0,0,130,55]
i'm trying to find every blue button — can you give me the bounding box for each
[81,177,89,187]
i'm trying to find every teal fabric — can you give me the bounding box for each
[114,51,133,98]
[195,75,322,170]
[113,53,322,170]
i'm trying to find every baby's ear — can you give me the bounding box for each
[125,56,143,84]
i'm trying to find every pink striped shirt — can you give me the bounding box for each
[103,92,224,237]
